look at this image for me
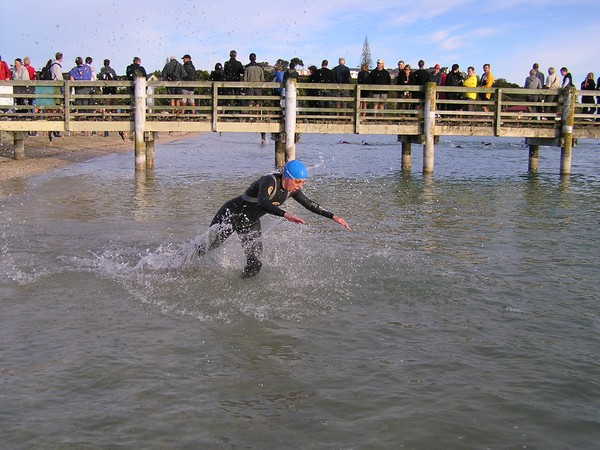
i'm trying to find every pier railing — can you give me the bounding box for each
[2,79,599,174]
[1,80,599,138]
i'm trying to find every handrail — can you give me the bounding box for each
[1,80,599,140]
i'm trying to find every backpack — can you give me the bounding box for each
[40,59,56,80]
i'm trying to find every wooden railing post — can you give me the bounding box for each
[284,78,297,162]
[64,80,71,133]
[212,82,219,132]
[134,76,147,171]
[423,82,436,174]
[494,88,503,136]
[354,85,362,133]
[560,87,576,176]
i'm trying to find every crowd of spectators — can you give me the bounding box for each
[1,50,599,119]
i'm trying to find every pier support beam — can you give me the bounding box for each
[134,76,147,171]
[528,145,539,174]
[275,134,286,169]
[402,141,412,171]
[13,132,26,160]
[560,87,576,176]
[423,82,436,174]
[145,132,155,170]
[284,78,297,161]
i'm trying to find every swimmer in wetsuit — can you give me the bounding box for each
[198,160,351,277]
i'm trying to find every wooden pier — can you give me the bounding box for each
[1,78,599,175]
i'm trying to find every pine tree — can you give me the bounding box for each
[360,36,372,69]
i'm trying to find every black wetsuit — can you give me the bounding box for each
[207,173,334,276]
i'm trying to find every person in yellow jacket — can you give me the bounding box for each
[463,66,478,111]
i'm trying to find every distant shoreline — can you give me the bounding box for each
[0,131,201,182]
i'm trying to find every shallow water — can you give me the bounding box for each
[1,132,600,448]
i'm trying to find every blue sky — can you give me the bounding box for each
[2,0,599,85]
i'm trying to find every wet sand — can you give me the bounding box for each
[0,131,200,181]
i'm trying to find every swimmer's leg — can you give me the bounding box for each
[197,209,235,256]
[240,221,263,277]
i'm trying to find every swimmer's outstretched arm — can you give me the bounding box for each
[284,212,351,230]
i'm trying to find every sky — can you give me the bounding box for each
[2,0,600,85]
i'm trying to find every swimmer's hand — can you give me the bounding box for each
[333,215,351,231]
[284,212,305,225]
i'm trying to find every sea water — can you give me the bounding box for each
[1,132,599,448]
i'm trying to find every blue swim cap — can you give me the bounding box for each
[282,160,308,180]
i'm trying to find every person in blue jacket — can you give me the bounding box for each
[197,160,351,277]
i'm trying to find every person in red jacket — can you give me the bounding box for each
[23,57,36,80]
[0,54,11,80]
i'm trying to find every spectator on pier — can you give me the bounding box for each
[69,56,92,107]
[224,50,244,82]
[0,55,10,80]
[427,64,444,107]
[271,63,284,109]
[126,57,147,81]
[161,56,185,113]
[333,57,351,112]
[580,73,596,115]
[243,53,265,108]
[357,63,370,113]
[413,59,429,106]
[41,52,64,143]
[181,54,197,112]
[544,67,561,114]
[223,50,244,107]
[85,56,97,81]
[396,64,415,110]
[445,63,464,111]
[524,69,542,114]
[317,59,334,111]
[479,63,494,112]
[12,58,30,109]
[99,59,117,94]
[560,67,573,88]
[69,57,92,132]
[271,63,284,95]
[50,52,64,82]
[427,64,443,85]
[98,59,118,137]
[397,60,405,73]
[209,62,225,104]
[283,62,299,81]
[85,58,97,131]
[413,60,428,86]
[545,67,560,89]
[463,66,478,112]
[369,59,391,114]
[533,63,544,86]
[23,57,36,81]
[210,62,225,81]
[23,57,37,114]
[307,65,320,108]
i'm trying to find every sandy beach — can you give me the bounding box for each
[0,131,200,181]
